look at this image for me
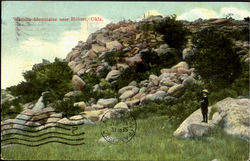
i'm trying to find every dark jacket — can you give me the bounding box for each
[200,96,208,112]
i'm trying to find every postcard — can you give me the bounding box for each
[1,1,249,161]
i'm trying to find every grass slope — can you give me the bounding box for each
[1,116,249,161]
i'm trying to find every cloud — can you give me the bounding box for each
[177,7,250,21]
[220,7,250,19]
[2,15,110,89]
[137,10,163,21]
[1,56,34,88]
[177,8,218,21]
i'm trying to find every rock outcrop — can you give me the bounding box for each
[174,97,250,141]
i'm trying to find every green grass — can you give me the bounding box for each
[2,115,249,161]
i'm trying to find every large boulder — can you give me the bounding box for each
[168,84,185,97]
[97,98,118,108]
[174,97,250,141]
[105,70,121,82]
[72,75,86,91]
[143,91,167,102]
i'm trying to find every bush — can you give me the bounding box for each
[187,27,241,87]
[54,99,82,118]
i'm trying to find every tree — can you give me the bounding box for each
[187,27,241,86]
[8,58,73,104]
[155,15,189,49]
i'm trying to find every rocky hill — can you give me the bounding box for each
[1,16,249,140]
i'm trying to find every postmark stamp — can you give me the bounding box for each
[100,109,137,144]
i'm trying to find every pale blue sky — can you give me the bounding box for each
[1,1,250,89]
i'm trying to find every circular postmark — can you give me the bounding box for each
[100,109,137,144]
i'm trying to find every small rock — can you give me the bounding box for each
[171,61,189,70]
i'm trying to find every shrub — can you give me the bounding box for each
[187,27,241,87]
[54,99,82,118]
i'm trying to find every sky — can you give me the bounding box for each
[1,1,250,89]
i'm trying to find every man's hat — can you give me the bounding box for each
[202,89,209,93]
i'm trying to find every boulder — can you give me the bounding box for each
[114,102,129,110]
[174,97,250,141]
[160,68,177,74]
[160,79,176,87]
[168,84,185,97]
[182,47,194,60]
[85,49,97,59]
[177,68,191,75]
[84,110,102,122]
[73,101,86,111]
[144,91,167,102]
[105,70,121,82]
[106,41,122,51]
[128,81,138,86]
[91,44,107,53]
[149,74,160,86]
[125,54,142,66]
[99,136,119,143]
[171,61,189,70]
[119,90,135,100]
[125,99,140,107]
[182,76,195,87]
[72,75,86,91]
[92,104,104,109]
[95,34,110,46]
[64,91,82,98]
[97,98,118,108]
[73,63,85,74]
[65,49,81,62]
[216,97,250,141]
[118,86,136,95]
[154,44,169,56]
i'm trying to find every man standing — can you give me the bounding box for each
[200,89,209,123]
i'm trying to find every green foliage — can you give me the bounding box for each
[1,98,23,120]
[7,58,73,105]
[104,51,125,66]
[155,15,189,49]
[54,99,82,118]
[187,27,241,86]
[3,115,248,161]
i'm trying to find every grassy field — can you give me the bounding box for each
[1,115,249,161]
